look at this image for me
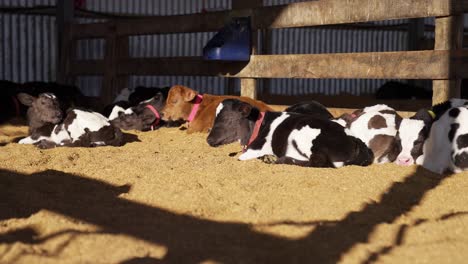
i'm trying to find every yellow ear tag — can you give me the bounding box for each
[428,110,436,119]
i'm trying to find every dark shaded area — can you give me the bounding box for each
[120,257,164,264]
[0,167,452,263]
[375,81,432,100]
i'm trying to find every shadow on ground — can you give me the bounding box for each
[0,167,454,263]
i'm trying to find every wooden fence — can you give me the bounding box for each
[57,0,468,105]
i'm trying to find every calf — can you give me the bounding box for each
[162,85,272,133]
[17,93,123,149]
[207,99,373,168]
[110,93,183,131]
[421,105,468,174]
[394,98,468,166]
[334,104,402,164]
[284,101,333,120]
[103,86,170,119]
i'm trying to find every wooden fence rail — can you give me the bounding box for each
[58,0,468,105]
[71,51,468,79]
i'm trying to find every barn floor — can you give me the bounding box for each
[1,121,468,264]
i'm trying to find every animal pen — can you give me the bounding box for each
[55,0,468,107]
[2,1,468,264]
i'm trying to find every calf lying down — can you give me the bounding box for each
[422,105,468,174]
[17,93,123,148]
[334,104,402,164]
[103,86,170,119]
[394,99,468,174]
[207,99,373,168]
[109,94,184,131]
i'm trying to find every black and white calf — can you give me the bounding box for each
[284,101,333,120]
[207,99,373,168]
[17,93,123,149]
[421,105,468,173]
[110,93,183,131]
[394,98,468,168]
[103,86,171,121]
[334,104,402,164]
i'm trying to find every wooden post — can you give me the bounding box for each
[56,0,74,84]
[100,22,118,104]
[260,28,272,100]
[102,23,130,104]
[116,36,130,100]
[432,15,464,105]
[233,0,262,99]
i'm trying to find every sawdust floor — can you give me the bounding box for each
[0,121,467,264]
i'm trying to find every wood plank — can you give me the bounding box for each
[240,78,257,98]
[71,23,109,39]
[253,0,468,30]
[433,15,464,104]
[106,50,468,79]
[71,0,468,38]
[70,59,105,75]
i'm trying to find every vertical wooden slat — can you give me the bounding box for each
[233,0,262,99]
[103,23,117,104]
[432,15,464,105]
[116,36,130,99]
[56,0,74,84]
[260,28,272,100]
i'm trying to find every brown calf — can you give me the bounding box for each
[162,85,272,133]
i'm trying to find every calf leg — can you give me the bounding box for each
[275,156,311,167]
[105,126,123,146]
[36,139,59,149]
[308,151,335,168]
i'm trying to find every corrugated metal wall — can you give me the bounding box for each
[1,0,466,98]
[0,0,57,83]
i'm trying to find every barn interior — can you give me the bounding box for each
[1,1,468,263]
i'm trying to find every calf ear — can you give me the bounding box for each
[183,89,197,102]
[17,93,36,106]
[238,103,252,117]
[411,108,433,124]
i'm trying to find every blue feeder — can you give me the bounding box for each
[203,17,251,61]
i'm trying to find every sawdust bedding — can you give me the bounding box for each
[0,119,468,264]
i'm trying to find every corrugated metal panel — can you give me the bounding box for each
[0,0,57,83]
[76,0,231,96]
[2,0,467,98]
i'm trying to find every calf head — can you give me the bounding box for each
[129,86,169,106]
[334,109,364,128]
[111,93,165,131]
[162,85,198,122]
[112,87,135,103]
[394,109,433,166]
[207,99,259,147]
[17,93,63,129]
